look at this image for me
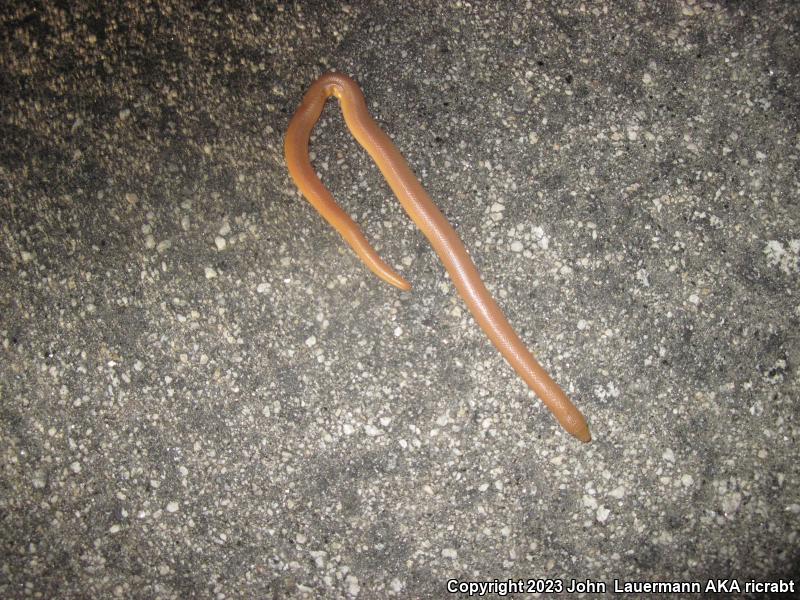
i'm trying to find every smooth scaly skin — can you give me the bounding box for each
[284,72,591,443]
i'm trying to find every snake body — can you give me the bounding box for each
[285,72,591,443]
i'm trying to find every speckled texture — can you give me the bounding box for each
[1,1,798,598]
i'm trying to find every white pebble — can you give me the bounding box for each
[215,236,226,250]
[721,491,741,515]
[510,240,524,252]
[441,548,458,559]
[346,575,360,597]
[166,501,179,513]
[596,506,611,523]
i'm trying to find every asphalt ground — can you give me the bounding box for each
[1,1,798,598]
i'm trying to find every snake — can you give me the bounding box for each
[284,72,591,443]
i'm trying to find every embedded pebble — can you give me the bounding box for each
[364,424,382,437]
[596,506,611,523]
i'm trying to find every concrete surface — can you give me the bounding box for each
[1,1,799,598]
